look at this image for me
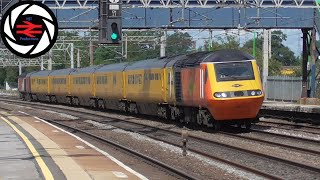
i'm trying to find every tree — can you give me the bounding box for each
[268,58,282,76]
[270,31,299,66]
[166,32,193,56]
[211,35,241,51]
[94,46,119,65]
[0,68,6,88]
[5,67,18,83]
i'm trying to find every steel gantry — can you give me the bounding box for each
[32,0,320,9]
[0,42,76,74]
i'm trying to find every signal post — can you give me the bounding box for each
[99,0,122,45]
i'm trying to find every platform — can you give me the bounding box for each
[262,101,320,114]
[0,111,147,180]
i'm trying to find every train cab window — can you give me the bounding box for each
[215,61,255,82]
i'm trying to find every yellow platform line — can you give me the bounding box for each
[0,115,54,180]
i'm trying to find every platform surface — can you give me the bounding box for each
[262,101,320,114]
[0,110,147,180]
[0,120,42,180]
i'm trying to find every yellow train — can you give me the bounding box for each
[18,50,264,130]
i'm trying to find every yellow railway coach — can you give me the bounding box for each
[30,70,51,101]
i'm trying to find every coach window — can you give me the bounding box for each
[138,74,142,84]
[113,75,116,84]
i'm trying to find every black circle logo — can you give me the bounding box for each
[0,1,58,58]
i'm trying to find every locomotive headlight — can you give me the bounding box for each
[214,92,229,98]
[256,90,262,95]
[221,92,227,98]
[214,92,222,98]
[250,91,256,96]
[247,90,262,96]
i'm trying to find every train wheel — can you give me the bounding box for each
[98,100,105,109]
[196,113,202,126]
[235,123,242,128]
[213,121,221,131]
[66,97,72,106]
[245,121,252,130]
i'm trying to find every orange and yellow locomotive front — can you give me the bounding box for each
[179,59,263,121]
[204,60,264,120]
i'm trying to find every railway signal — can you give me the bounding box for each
[99,0,122,45]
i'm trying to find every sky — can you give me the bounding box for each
[188,29,306,57]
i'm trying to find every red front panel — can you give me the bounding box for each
[180,67,201,106]
[207,97,264,120]
[25,77,32,93]
[18,78,24,92]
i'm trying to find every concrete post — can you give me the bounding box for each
[160,31,167,57]
[90,41,94,66]
[268,30,272,58]
[18,61,22,75]
[125,34,128,59]
[70,43,74,68]
[40,56,44,70]
[262,29,270,100]
[48,50,52,70]
[77,49,80,68]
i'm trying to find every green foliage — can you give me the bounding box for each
[94,46,118,65]
[165,32,193,56]
[0,68,6,88]
[271,31,299,66]
[5,67,18,83]
[211,35,241,51]
[268,59,283,76]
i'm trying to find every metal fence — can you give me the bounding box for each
[266,76,302,102]
[0,89,19,97]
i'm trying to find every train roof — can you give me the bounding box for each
[49,68,76,76]
[202,49,254,63]
[70,65,102,75]
[26,71,38,78]
[173,50,254,68]
[30,70,52,77]
[95,62,128,72]
[18,72,28,78]
[125,58,168,70]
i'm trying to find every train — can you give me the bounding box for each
[18,49,264,130]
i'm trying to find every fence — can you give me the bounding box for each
[0,89,19,97]
[266,76,302,102]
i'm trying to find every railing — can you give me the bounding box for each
[266,76,302,102]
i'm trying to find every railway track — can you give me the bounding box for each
[1,98,320,179]
[0,106,198,180]
[256,120,320,135]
